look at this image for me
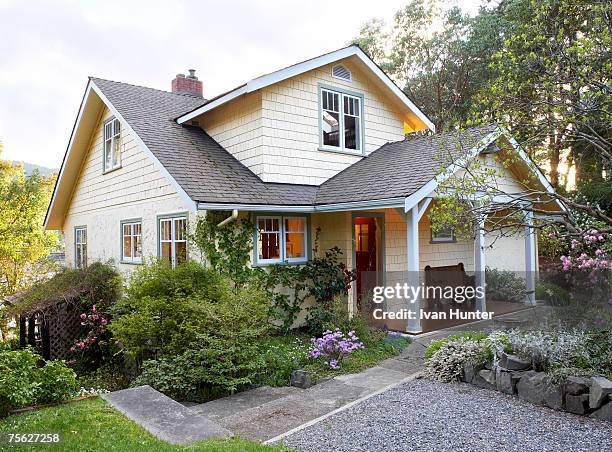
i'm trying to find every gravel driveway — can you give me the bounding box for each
[280,378,612,452]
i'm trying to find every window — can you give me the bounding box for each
[256,216,307,264]
[121,220,142,263]
[75,227,87,269]
[431,226,455,243]
[103,118,121,172]
[159,216,187,267]
[320,87,363,153]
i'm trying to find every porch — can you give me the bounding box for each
[310,201,537,334]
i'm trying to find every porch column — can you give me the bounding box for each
[474,214,487,312]
[524,209,537,305]
[406,206,421,333]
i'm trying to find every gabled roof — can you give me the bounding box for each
[176,45,435,131]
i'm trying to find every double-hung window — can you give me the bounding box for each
[159,216,187,267]
[103,118,121,172]
[75,227,87,269]
[320,87,363,153]
[121,220,142,263]
[256,216,307,265]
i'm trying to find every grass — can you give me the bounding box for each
[0,398,287,451]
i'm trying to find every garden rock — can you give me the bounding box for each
[291,370,313,389]
[462,363,483,384]
[589,401,612,422]
[516,371,547,406]
[566,394,590,415]
[589,376,612,409]
[495,368,515,395]
[474,369,495,389]
[500,352,530,371]
[543,383,564,411]
[564,376,590,396]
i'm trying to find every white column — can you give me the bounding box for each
[524,209,537,305]
[474,214,487,312]
[406,206,422,334]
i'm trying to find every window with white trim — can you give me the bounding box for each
[75,227,87,269]
[103,118,121,172]
[431,226,455,243]
[256,216,307,264]
[122,221,142,263]
[159,216,187,267]
[320,88,362,152]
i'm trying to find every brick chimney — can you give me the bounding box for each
[171,69,203,97]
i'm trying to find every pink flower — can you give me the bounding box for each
[101,319,108,326]
[80,313,87,319]
[92,304,97,312]
[595,249,603,256]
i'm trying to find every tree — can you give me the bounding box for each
[0,144,59,296]
[353,0,507,131]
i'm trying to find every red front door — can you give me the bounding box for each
[354,217,378,309]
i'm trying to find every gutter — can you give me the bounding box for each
[217,209,238,227]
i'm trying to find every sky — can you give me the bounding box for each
[0,0,481,168]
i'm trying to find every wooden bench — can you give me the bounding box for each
[424,262,476,309]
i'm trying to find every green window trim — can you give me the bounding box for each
[120,218,143,265]
[74,225,87,269]
[253,213,311,266]
[157,212,189,267]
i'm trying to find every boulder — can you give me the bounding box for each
[564,376,590,396]
[589,401,612,422]
[517,371,547,406]
[543,383,564,411]
[463,363,483,384]
[500,352,531,371]
[473,369,495,389]
[566,394,590,415]
[290,370,313,389]
[589,376,612,409]
[495,368,515,395]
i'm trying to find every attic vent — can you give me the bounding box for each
[332,64,352,81]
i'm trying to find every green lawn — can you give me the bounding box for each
[0,398,287,451]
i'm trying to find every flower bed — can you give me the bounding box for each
[424,330,612,422]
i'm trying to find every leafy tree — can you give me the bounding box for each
[0,145,59,296]
[353,0,506,131]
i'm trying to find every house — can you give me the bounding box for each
[44,45,563,334]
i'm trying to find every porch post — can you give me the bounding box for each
[524,209,537,305]
[406,206,422,334]
[474,220,487,313]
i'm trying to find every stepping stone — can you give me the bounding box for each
[102,385,232,444]
[334,366,408,390]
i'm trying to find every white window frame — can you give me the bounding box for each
[121,220,142,264]
[255,215,308,265]
[158,215,187,267]
[103,118,121,173]
[430,226,456,243]
[75,226,87,269]
[319,87,364,154]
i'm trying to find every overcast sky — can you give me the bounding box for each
[0,0,480,168]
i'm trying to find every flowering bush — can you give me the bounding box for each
[68,304,110,371]
[309,329,363,370]
[424,338,487,382]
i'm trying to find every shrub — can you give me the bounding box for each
[37,361,78,404]
[78,362,130,392]
[308,329,364,370]
[132,284,270,401]
[424,331,489,361]
[535,280,571,306]
[110,261,236,362]
[0,347,77,417]
[424,338,487,382]
[484,267,526,303]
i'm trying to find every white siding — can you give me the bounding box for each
[63,107,194,273]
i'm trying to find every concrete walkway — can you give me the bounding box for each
[103,308,541,444]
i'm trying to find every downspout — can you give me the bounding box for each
[217,209,239,227]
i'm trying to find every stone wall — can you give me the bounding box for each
[462,353,612,422]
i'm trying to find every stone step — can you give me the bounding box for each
[102,385,232,445]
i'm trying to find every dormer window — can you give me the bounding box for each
[103,118,121,172]
[319,87,363,154]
